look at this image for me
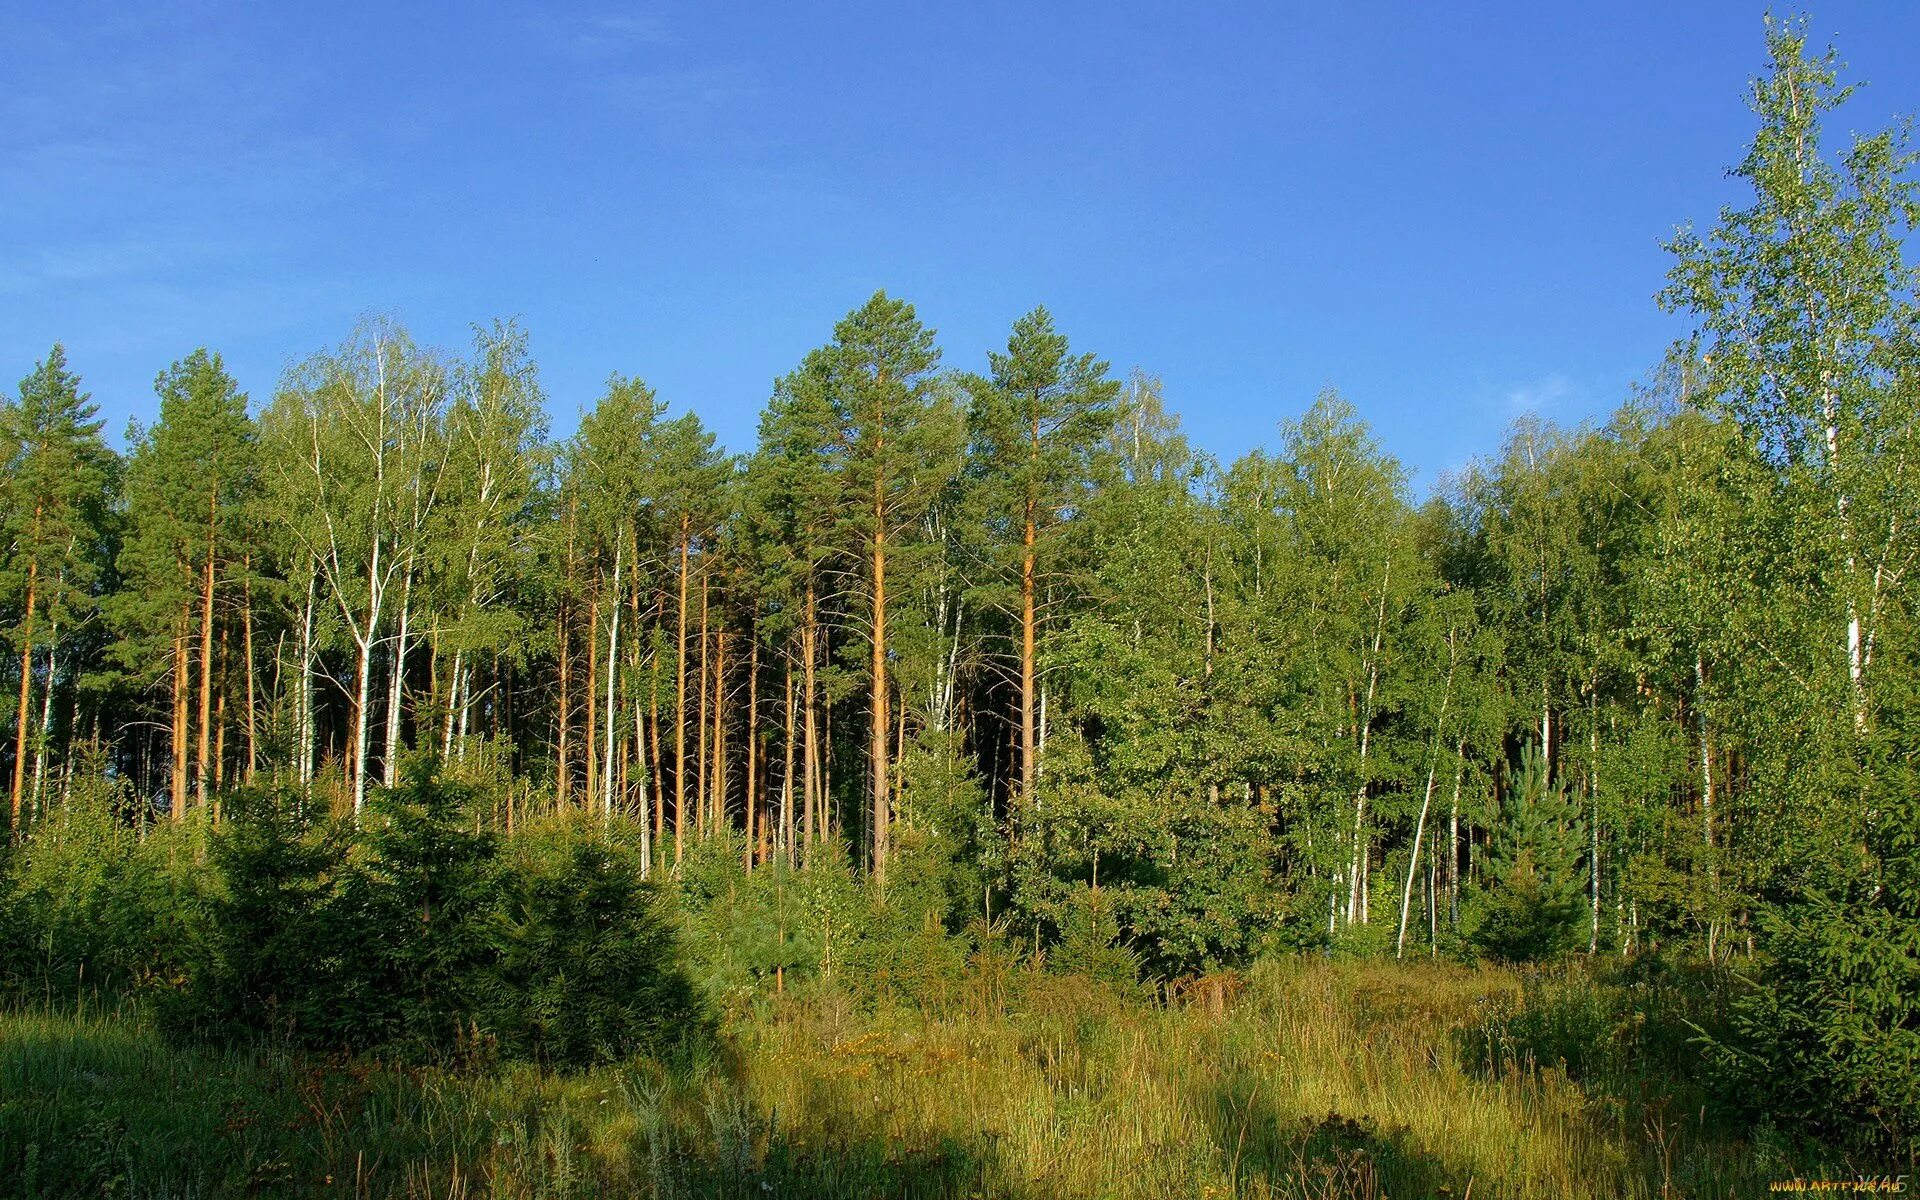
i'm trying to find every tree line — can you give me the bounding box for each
[3,21,1915,988]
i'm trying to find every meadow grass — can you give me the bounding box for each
[0,957,1827,1198]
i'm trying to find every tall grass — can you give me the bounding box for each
[1,956,1832,1199]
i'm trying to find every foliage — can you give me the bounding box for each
[5,14,1920,1165]
[1467,745,1589,963]
[0,958,1839,1199]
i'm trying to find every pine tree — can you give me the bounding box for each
[648,412,731,863]
[1,346,116,828]
[963,307,1118,809]
[811,292,959,883]
[115,349,257,818]
[1467,744,1588,961]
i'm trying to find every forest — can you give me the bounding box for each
[2,19,1917,1199]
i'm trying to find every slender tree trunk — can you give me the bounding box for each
[11,554,39,826]
[456,655,473,761]
[1429,828,1439,955]
[243,560,257,782]
[172,613,190,820]
[213,640,228,799]
[803,580,819,863]
[350,629,375,816]
[445,647,465,761]
[630,541,650,845]
[649,626,664,862]
[675,519,691,864]
[585,593,600,808]
[1696,651,1719,959]
[1348,558,1391,926]
[1397,628,1455,957]
[197,493,219,802]
[297,571,316,789]
[746,628,759,867]
[601,541,622,819]
[696,571,711,834]
[1589,689,1601,955]
[30,637,55,810]
[553,624,568,805]
[782,660,796,867]
[871,475,890,882]
[383,564,414,788]
[1447,741,1465,931]
[712,627,729,831]
[1020,503,1037,805]
[823,692,835,839]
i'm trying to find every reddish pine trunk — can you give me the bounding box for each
[871,474,890,881]
[171,614,189,820]
[745,629,758,867]
[675,518,691,863]
[11,555,39,825]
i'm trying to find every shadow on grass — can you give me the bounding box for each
[1204,1075,1464,1200]
[0,1015,1025,1199]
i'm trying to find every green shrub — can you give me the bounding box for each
[1699,708,1920,1159]
[1466,745,1587,963]
[496,821,708,1065]
[159,784,347,1040]
[149,762,709,1066]
[0,782,205,1002]
[1713,893,1920,1157]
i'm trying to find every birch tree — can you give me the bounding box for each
[262,320,447,814]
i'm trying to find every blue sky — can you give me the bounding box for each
[6,3,1919,491]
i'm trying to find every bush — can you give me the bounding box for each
[158,761,709,1066]
[161,784,346,1040]
[0,781,205,1002]
[1699,703,1920,1161]
[496,822,708,1065]
[1712,893,1920,1157]
[1466,745,1587,963]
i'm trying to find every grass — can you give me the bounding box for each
[0,957,1837,1198]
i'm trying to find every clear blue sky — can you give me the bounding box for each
[7,3,1919,490]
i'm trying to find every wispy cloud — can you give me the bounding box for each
[524,7,677,59]
[523,6,756,121]
[563,10,677,56]
[1498,372,1573,416]
[589,63,757,115]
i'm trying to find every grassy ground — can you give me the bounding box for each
[0,958,1834,1198]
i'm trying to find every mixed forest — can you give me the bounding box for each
[3,19,1918,1199]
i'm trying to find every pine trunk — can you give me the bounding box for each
[649,628,664,860]
[554,617,569,806]
[782,660,795,867]
[871,476,890,882]
[197,494,218,802]
[10,555,38,824]
[1021,507,1037,805]
[585,594,599,808]
[803,580,819,862]
[675,519,691,864]
[243,561,257,782]
[745,628,759,867]
[601,543,622,819]
[696,571,711,833]
[172,614,189,820]
[712,626,728,830]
